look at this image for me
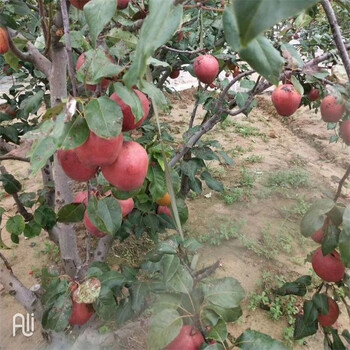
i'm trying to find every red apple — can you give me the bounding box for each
[73,191,93,206]
[118,198,134,217]
[69,300,94,326]
[76,53,112,91]
[75,132,123,167]
[193,55,219,85]
[308,88,320,102]
[317,297,339,327]
[311,227,324,243]
[166,325,204,350]
[4,105,17,117]
[157,205,172,218]
[110,89,150,131]
[69,0,90,10]
[311,248,345,282]
[271,84,302,117]
[117,0,130,9]
[102,141,149,192]
[83,211,106,238]
[170,70,180,79]
[320,95,345,122]
[0,27,9,54]
[340,120,350,146]
[57,150,98,182]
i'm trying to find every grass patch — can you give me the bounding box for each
[265,168,309,189]
[245,155,264,163]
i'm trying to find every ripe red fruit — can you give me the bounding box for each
[271,84,302,117]
[117,0,130,9]
[340,120,350,146]
[4,105,17,118]
[75,132,123,167]
[308,88,320,102]
[320,95,345,122]
[69,0,90,10]
[69,300,94,326]
[76,53,112,91]
[0,27,9,54]
[170,70,180,79]
[157,205,172,218]
[311,227,324,243]
[166,325,204,350]
[233,66,240,78]
[57,150,97,182]
[102,141,149,192]
[193,55,219,85]
[110,90,150,131]
[312,248,345,282]
[118,198,134,217]
[317,297,339,327]
[83,211,106,238]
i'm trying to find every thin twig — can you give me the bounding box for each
[194,259,223,284]
[161,45,205,54]
[334,163,350,202]
[38,0,49,51]
[0,252,12,272]
[60,0,78,97]
[322,0,350,79]
[0,155,30,162]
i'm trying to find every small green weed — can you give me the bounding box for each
[265,168,309,189]
[245,155,264,163]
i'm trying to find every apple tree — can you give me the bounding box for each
[0,0,349,349]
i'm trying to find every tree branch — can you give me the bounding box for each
[161,46,205,54]
[93,235,114,262]
[0,261,43,319]
[7,30,52,77]
[322,0,350,79]
[0,155,29,162]
[334,163,350,202]
[60,0,78,96]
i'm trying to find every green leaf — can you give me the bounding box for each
[340,206,350,267]
[236,329,291,349]
[30,137,57,175]
[84,0,116,46]
[42,293,72,332]
[202,278,245,309]
[57,204,85,223]
[11,233,19,244]
[239,36,284,86]
[207,319,228,343]
[19,90,44,119]
[281,43,304,69]
[23,221,42,238]
[225,0,320,48]
[139,80,168,110]
[192,147,220,161]
[303,300,318,324]
[321,225,339,256]
[201,171,224,192]
[60,117,90,150]
[204,304,242,323]
[300,199,335,237]
[124,0,183,87]
[0,174,22,194]
[115,298,134,325]
[291,75,304,95]
[312,294,329,315]
[148,309,182,350]
[76,49,122,84]
[87,197,122,234]
[99,270,125,289]
[93,286,117,320]
[161,254,180,283]
[147,164,167,201]
[330,329,346,350]
[34,205,56,230]
[293,314,318,340]
[113,83,144,122]
[151,294,182,313]
[85,97,123,139]
[18,192,36,208]
[167,265,194,294]
[130,281,150,314]
[180,158,205,181]
[6,215,25,236]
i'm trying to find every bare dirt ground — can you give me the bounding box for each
[0,88,349,350]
